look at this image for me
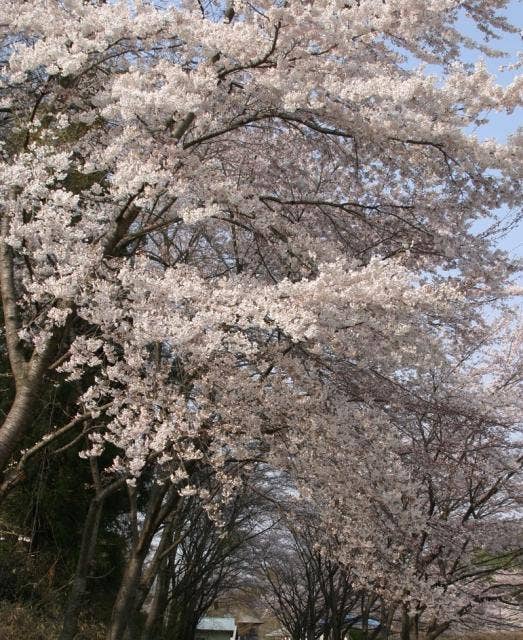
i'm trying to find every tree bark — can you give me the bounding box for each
[0,185,137,478]
[107,483,177,640]
[0,335,55,475]
[141,558,170,640]
[132,510,180,620]
[110,549,148,640]
[0,215,27,384]
[59,497,104,640]
[0,384,36,474]
[59,476,125,640]
[0,219,56,475]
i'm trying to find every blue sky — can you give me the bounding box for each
[458,0,522,141]
[457,0,522,259]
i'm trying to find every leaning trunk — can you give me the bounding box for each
[0,383,39,476]
[0,221,55,477]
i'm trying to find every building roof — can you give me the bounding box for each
[237,614,263,624]
[197,617,237,632]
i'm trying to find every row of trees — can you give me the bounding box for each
[0,0,522,638]
[260,510,523,640]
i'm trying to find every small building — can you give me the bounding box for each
[196,616,237,640]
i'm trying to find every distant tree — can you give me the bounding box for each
[259,517,368,640]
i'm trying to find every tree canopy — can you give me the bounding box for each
[0,1,521,639]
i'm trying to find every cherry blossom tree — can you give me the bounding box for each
[0,1,521,638]
[300,321,523,639]
[259,516,368,640]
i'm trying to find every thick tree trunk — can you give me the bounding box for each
[0,384,38,474]
[0,338,54,477]
[0,220,33,475]
[0,331,61,480]
[0,225,56,477]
